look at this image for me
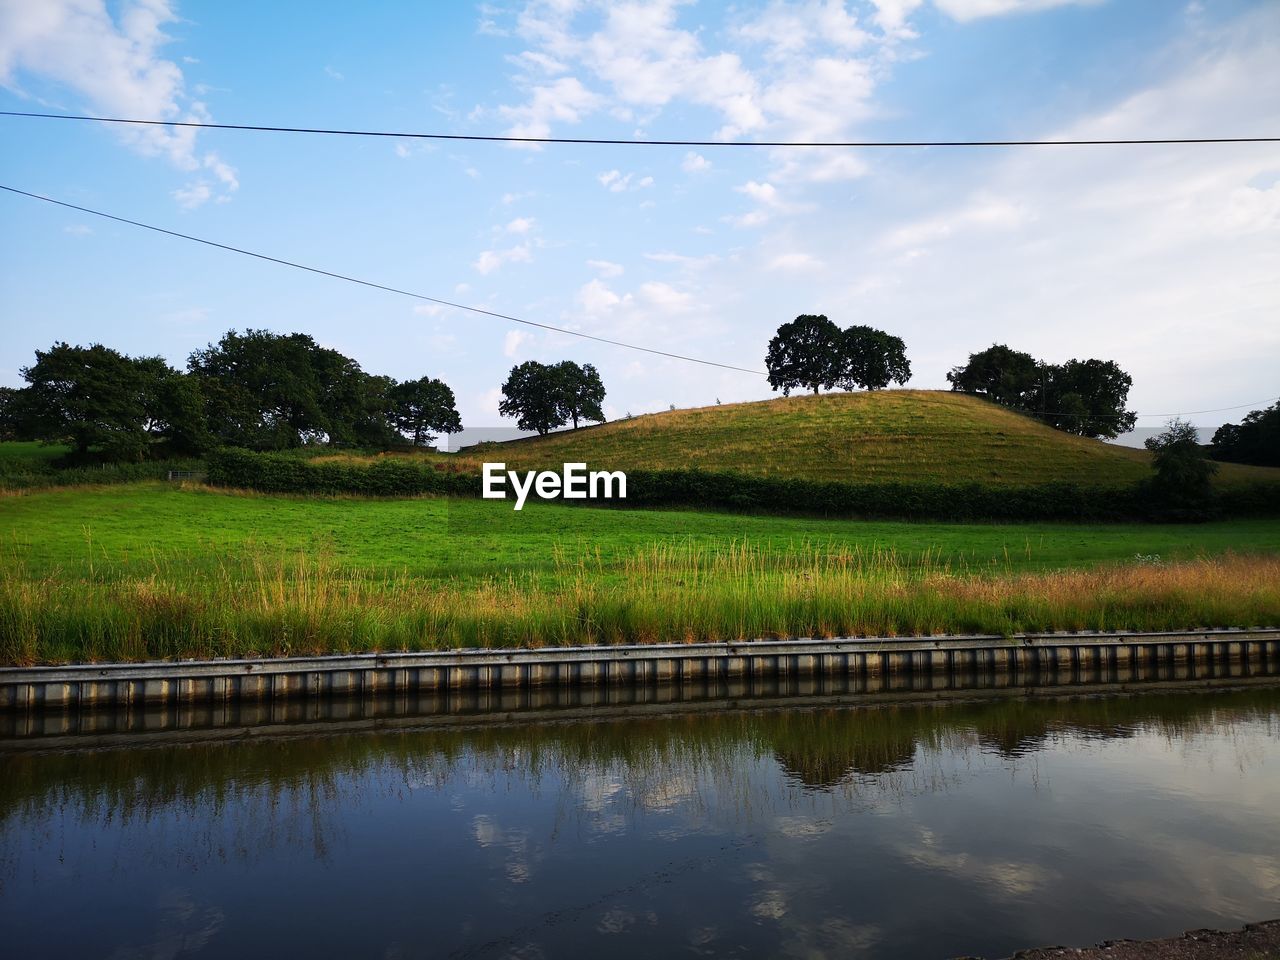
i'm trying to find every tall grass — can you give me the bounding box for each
[2,542,1277,665]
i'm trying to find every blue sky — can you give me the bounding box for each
[1,0,1277,441]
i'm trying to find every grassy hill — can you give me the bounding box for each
[442,390,1277,488]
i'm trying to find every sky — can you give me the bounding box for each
[0,0,1277,445]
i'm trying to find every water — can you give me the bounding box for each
[2,687,1278,959]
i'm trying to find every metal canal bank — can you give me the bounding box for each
[3,627,1279,741]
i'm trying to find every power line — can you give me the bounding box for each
[3,110,1278,148]
[3,184,1273,423]
[0,184,765,376]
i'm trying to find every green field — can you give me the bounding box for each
[3,482,1279,664]
[7,482,1280,578]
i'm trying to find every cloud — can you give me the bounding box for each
[494,75,602,140]
[682,151,711,173]
[586,259,624,278]
[598,169,654,192]
[473,243,533,274]
[505,216,536,233]
[0,0,237,207]
[644,251,719,270]
[933,0,1103,22]
[62,223,92,236]
[870,0,925,37]
[503,329,531,357]
[172,182,212,210]
[578,278,629,316]
[413,304,446,318]
[768,252,825,272]
[323,64,344,80]
[639,281,693,312]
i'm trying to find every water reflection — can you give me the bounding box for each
[2,687,1278,959]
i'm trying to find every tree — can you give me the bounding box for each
[838,326,911,391]
[553,361,606,429]
[390,376,463,446]
[946,344,1040,407]
[1039,359,1137,439]
[1146,418,1217,517]
[765,315,843,396]
[498,361,567,435]
[188,329,395,449]
[14,342,205,461]
[1211,402,1280,467]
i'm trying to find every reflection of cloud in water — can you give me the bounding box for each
[105,889,224,960]
[596,907,637,934]
[774,816,833,840]
[903,826,1054,896]
[750,889,789,920]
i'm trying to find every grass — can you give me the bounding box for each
[2,483,1279,663]
[345,391,1280,489]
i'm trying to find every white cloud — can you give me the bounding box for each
[503,329,531,357]
[933,0,1103,22]
[768,252,825,272]
[644,251,719,270]
[870,0,925,37]
[639,281,693,312]
[494,75,602,140]
[682,151,711,173]
[172,182,212,210]
[737,181,782,206]
[598,169,655,192]
[506,216,536,233]
[63,223,91,236]
[473,243,533,274]
[586,259,624,278]
[323,64,344,80]
[0,0,237,206]
[578,278,628,316]
[884,196,1033,249]
[413,304,446,318]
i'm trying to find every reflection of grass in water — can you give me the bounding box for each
[2,539,1278,664]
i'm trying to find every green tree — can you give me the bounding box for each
[1146,417,1217,518]
[946,344,1040,407]
[765,315,843,396]
[390,376,463,445]
[498,361,567,435]
[1040,359,1137,439]
[553,361,606,429]
[15,342,202,461]
[1211,402,1280,467]
[188,329,394,449]
[838,326,911,391]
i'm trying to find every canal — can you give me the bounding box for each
[2,685,1278,958]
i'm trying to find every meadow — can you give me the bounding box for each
[347,391,1280,489]
[3,482,1279,664]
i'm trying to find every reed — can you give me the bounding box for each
[2,543,1277,665]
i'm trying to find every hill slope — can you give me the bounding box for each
[452,390,1278,488]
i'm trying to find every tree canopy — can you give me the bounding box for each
[6,331,462,460]
[497,359,607,434]
[766,315,910,395]
[390,376,463,446]
[949,344,1136,440]
[1146,417,1217,517]
[946,344,1040,408]
[1211,402,1279,467]
[11,342,209,461]
[553,361,606,429]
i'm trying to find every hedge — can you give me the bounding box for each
[203,448,1277,521]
